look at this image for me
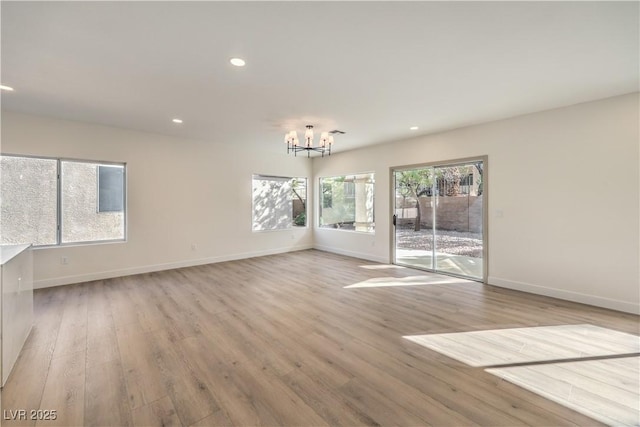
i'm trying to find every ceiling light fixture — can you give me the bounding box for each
[0,85,14,91]
[172,118,183,124]
[410,126,419,130]
[285,125,337,158]
[230,58,246,67]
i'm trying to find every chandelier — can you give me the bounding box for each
[285,125,335,157]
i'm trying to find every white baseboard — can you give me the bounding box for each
[34,247,639,316]
[488,276,640,315]
[34,244,313,289]
[313,244,388,264]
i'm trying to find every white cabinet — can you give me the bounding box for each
[0,244,34,386]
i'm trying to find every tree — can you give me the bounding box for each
[439,167,462,196]
[396,169,433,231]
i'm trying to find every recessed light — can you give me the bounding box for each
[0,85,14,91]
[230,58,246,67]
[410,126,419,130]
[172,118,183,124]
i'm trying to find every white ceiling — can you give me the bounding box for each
[1,1,638,154]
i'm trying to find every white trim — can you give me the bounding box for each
[488,276,640,315]
[313,244,387,264]
[33,244,313,289]
[32,246,639,315]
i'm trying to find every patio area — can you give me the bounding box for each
[395,228,483,279]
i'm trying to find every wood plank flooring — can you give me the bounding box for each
[487,357,640,426]
[1,249,638,426]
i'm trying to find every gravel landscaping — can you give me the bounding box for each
[396,227,482,258]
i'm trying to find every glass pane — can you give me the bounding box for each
[98,165,124,212]
[356,176,375,232]
[394,168,434,270]
[320,176,354,228]
[0,156,58,246]
[434,163,483,279]
[61,161,125,243]
[291,177,307,227]
[319,173,374,232]
[252,175,293,231]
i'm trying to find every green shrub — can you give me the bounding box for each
[294,212,306,226]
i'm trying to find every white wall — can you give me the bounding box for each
[313,93,640,314]
[2,94,638,314]
[0,111,314,288]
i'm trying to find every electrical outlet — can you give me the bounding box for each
[61,256,68,265]
[191,243,197,251]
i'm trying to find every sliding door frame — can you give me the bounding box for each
[389,155,488,283]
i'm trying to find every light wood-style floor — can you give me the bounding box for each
[1,249,638,426]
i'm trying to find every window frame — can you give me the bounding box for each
[1,153,127,248]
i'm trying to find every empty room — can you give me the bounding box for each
[0,2,638,426]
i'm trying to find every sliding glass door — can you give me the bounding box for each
[393,159,485,281]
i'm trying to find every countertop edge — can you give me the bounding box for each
[0,244,32,266]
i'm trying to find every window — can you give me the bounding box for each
[252,175,307,231]
[0,155,126,246]
[319,172,375,232]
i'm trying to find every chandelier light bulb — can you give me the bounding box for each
[304,126,314,147]
[320,132,329,147]
[289,131,298,142]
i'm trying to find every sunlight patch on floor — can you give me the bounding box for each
[358,264,406,270]
[344,275,471,289]
[403,324,640,367]
[487,357,640,427]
